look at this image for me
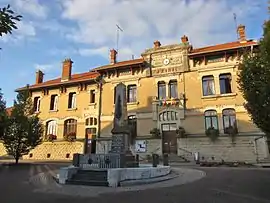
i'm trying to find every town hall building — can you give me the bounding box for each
[0,24,268,163]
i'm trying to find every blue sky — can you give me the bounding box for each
[0,0,268,107]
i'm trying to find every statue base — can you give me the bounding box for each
[109,132,138,168]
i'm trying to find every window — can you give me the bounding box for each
[222,109,237,133]
[202,76,215,96]
[169,80,178,98]
[64,119,77,136]
[127,85,137,103]
[159,111,178,122]
[85,117,97,126]
[204,110,218,129]
[68,92,76,109]
[50,95,58,111]
[33,96,40,112]
[90,90,96,103]
[46,120,57,135]
[158,81,166,99]
[128,115,137,139]
[219,73,232,94]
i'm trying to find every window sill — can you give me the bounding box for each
[49,110,58,113]
[34,111,40,114]
[67,108,77,111]
[89,102,96,106]
[127,101,139,106]
[202,93,237,100]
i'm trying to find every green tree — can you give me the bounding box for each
[238,20,270,135]
[0,89,7,139]
[0,4,22,36]
[3,88,43,164]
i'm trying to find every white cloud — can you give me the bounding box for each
[61,0,264,60]
[0,21,36,42]
[13,0,48,19]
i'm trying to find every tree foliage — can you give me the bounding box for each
[0,4,22,37]
[238,20,270,136]
[0,89,7,139]
[3,88,43,164]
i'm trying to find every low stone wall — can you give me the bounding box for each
[0,142,7,156]
[22,141,84,160]
[178,135,269,163]
[107,165,171,187]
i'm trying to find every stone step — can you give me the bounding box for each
[67,179,109,187]
[72,173,107,181]
[169,155,190,163]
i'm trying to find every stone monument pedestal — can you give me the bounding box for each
[110,132,138,168]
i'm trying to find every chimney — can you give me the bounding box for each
[110,49,117,64]
[154,40,161,48]
[61,58,73,81]
[237,24,246,42]
[35,69,44,84]
[181,35,189,44]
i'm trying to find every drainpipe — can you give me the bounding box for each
[96,75,103,139]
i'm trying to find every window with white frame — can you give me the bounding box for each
[64,119,77,136]
[46,120,57,135]
[204,110,218,129]
[202,75,215,96]
[33,96,41,112]
[68,92,76,109]
[50,95,58,111]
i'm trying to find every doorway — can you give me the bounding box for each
[84,127,97,154]
[161,123,177,154]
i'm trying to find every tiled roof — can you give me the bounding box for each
[16,71,100,91]
[93,58,144,71]
[189,40,258,55]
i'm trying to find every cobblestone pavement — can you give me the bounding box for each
[1,164,270,203]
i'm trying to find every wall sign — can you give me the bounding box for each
[135,140,147,153]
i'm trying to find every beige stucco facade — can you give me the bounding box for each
[0,30,268,163]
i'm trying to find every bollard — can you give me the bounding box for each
[163,153,169,166]
[135,154,139,163]
[152,154,159,167]
[72,153,80,167]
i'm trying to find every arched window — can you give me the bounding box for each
[46,120,57,135]
[159,111,178,122]
[204,110,218,129]
[85,117,97,126]
[222,108,237,132]
[64,119,77,136]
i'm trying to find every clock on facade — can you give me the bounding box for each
[163,58,170,65]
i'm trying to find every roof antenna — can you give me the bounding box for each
[233,13,238,40]
[116,24,123,53]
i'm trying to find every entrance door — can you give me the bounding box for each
[84,128,97,154]
[162,123,177,154]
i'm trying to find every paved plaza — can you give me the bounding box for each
[1,163,270,203]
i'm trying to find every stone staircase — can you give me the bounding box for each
[169,154,191,163]
[67,169,108,186]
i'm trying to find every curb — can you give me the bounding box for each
[119,171,179,187]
